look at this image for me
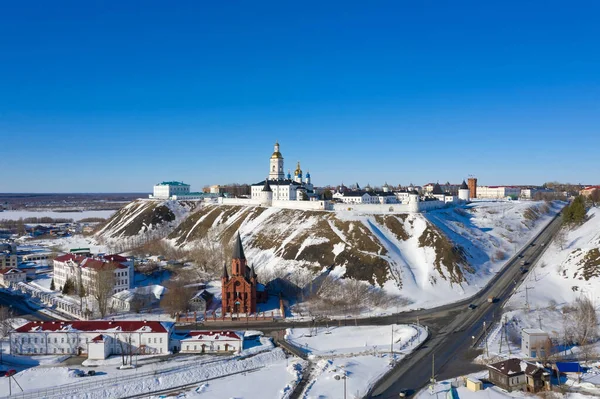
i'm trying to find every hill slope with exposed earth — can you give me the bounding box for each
[97,199,562,308]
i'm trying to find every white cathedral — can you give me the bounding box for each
[250,141,315,204]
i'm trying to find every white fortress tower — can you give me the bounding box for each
[408,192,420,213]
[261,179,273,206]
[269,141,285,180]
[458,180,470,202]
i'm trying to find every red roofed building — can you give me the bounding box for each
[10,320,174,359]
[180,330,243,354]
[53,253,132,295]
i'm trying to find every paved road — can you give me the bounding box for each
[368,210,564,398]
[0,290,55,321]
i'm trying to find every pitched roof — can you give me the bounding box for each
[0,268,24,275]
[81,258,127,270]
[432,183,444,195]
[103,254,129,262]
[488,358,544,377]
[262,179,272,192]
[184,330,242,341]
[460,180,469,190]
[232,233,245,260]
[15,320,172,333]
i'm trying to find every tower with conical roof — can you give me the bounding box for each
[261,178,273,207]
[458,180,470,202]
[269,141,285,181]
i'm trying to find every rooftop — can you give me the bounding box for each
[157,181,190,186]
[15,320,173,333]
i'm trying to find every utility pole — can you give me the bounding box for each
[504,316,511,355]
[429,353,436,394]
[538,312,542,330]
[391,325,394,357]
[483,321,489,358]
[525,286,534,311]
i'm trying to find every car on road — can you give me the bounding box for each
[517,254,524,258]
[520,260,529,266]
[87,370,96,376]
[468,304,477,310]
[520,266,528,274]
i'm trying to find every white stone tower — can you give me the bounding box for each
[458,180,470,202]
[269,141,285,180]
[408,192,420,213]
[261,178,273,206]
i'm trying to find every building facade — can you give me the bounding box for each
[10,320,174,359]
[221,234,267,315]
[521,328,550,358]
[180,330,243,354]
[468,177,478,199]
[0,268,26,287]
[152,181,190,199]
[0,243,17,269]
[53,254,131,295]
[477,186,521,199]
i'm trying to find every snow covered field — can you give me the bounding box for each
[286,324,427,398]
[0,210,115,221]
[0,335,305,399]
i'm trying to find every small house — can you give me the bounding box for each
[0,268,26,287]
[487,358,550,393]
[189,290,213,312]
[180,330,243,354]
[521,328,550,358]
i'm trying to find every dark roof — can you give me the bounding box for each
[342,191,369,197]
[432,183,444,195]
[460,180,469,190]
[262,179,272,192]
[254,179,302,187]
[221,262,229,279]
[488,358,544,377]
[233,233,245,260]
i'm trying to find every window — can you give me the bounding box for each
[61,338,64,343]
[160,338,163,344]
[54,338,57,343]
[154,338,157,344]
[53,348,57,353]
[28,337,31,343]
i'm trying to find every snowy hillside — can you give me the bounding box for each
[163,201,560,309]
[96,199,198,241]
[506,206,600,311]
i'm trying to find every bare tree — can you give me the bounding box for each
[89,264,117,318]
[0,306,15,338]
[555,229,568,250]
[160,280,194,317]
[570,296,599,362]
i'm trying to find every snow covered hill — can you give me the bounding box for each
[96,199,198,241]
[96,199,561,309]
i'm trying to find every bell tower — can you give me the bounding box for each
[269,141,285,180]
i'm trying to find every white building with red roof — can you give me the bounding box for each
[180,330,243,354]
[10,320,174,359]
[53,253,132,295]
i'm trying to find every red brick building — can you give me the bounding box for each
[221,233,267,315]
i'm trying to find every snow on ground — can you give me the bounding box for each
[286,324,428,398]
[0,335,303,398]
[478,207,600,360]
[151,358,305,399]
[0,210,115,221]
[28,234,110,254]
[286,324,425,358]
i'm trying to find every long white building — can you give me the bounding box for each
[152,181,190,199]
[477,186,521,199]
[10,320,174,359]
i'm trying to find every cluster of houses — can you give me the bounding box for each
[9,320,245,360]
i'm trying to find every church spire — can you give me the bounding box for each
[221,262,228,279]
[233,232,246,260]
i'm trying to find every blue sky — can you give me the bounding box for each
[1,1,599,193]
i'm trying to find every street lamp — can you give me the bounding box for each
[334,371,347,399]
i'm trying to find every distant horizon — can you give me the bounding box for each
[2,2,599,192]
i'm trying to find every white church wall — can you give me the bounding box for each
[332,203,412,214]
[219,198,261,206]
